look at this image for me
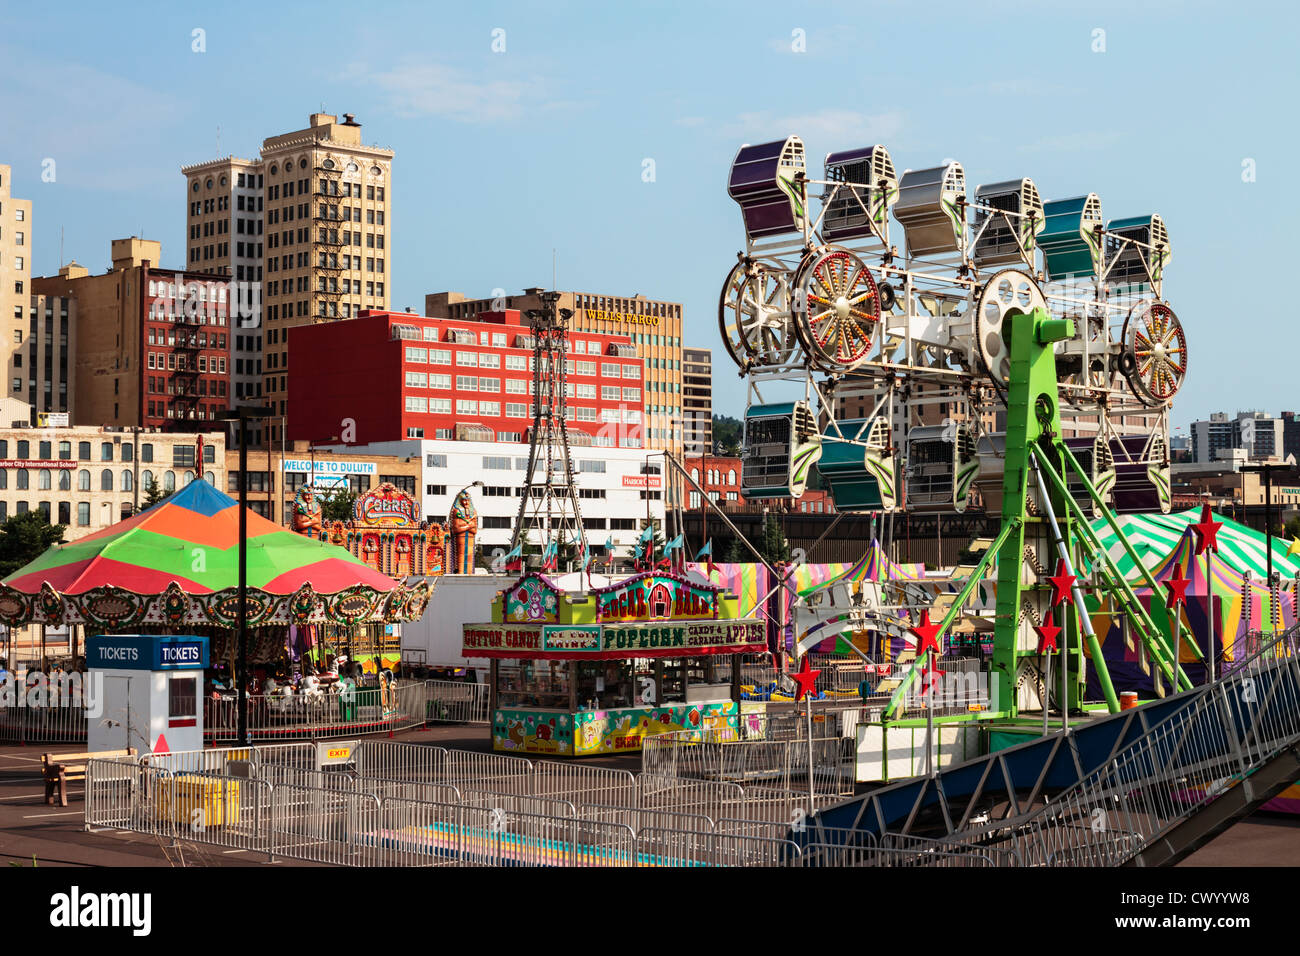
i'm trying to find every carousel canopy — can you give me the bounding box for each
[0,479,432,630]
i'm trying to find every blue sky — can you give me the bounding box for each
[1,0,1295,429]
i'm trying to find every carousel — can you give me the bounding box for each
[0,479,433,742]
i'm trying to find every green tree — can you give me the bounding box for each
[318,487,358,524]
[0,512,66,578]
[759,512,790,565]
[712,415,742,456]
[141,476,168,509]
[723,538,749,564]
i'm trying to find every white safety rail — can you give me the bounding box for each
[204,681,430,743]
[0,704,88,744]
[641,717,856,796]
[85,740,842,866]
[422,680,490,724]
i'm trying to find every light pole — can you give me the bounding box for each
[219,404,274,746]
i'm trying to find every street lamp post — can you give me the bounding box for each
[220,405,274,746]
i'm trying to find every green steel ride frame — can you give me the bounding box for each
[884,307,1198,721]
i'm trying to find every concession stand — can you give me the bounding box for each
[462,570,767,756]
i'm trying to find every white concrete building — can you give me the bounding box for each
[319,437,667,556]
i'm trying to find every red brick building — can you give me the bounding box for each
[33,239,232,431]
[685,454,836,514]
[287,308,646,447]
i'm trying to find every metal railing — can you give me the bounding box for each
[422,680,490,724]
[204,680,430,742]
[641,714,857,795]
[0,704,88,744]
[926,627,1300,866]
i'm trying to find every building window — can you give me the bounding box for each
[101,469,113,491]
[77,469,90,491]
[77,502,90,526]
[15,470,28,490]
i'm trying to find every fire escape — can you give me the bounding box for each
[313,159,346,324]
[169,309,204,432]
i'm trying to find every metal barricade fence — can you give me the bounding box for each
[84,756,142,829]
[459,787,577,820]
[360,775,463,807]
[0,704,88,744]
[439,749,534,794]
[353,740,447,782]
[268,783,383,866]
[373,796,467,867]
[204,682,428,743]
[532,760,637,807]
[636,773,747,821]
[423,680,490,724]
[577,802,715,837]
[799,842,998,867]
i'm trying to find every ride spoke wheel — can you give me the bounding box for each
[1123,300,1187,405]
[717,262,796,368]
[973,269,1046,382]
[794,249,880,370]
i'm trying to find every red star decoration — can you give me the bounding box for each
[1048,559,1077,607]
[1191,503,1222,556]
[789,657,821,702]
[1034,610,1061,653]
[920,662,946,695]
[1163,564,1191,609]
[910,609,943,657]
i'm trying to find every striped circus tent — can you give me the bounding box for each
[1088,508,1300,582]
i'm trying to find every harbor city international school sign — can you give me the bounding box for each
[466,570,764,659]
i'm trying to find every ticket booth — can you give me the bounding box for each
[86,634,209,755]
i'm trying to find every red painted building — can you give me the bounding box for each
[142,274,232,429]
[287,309,646,447]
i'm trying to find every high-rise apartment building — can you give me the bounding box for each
[183,113,394,445]
[426,288,684,457]
[682,347,712,456]
[23,293,76,420]
[0,165,33,410]
[180,156,264,411]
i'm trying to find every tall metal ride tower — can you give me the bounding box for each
[511,291,586,558]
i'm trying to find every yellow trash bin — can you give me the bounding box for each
[156,774,241,827]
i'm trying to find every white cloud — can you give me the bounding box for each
[356,61,536,124]
[0,47,187,191]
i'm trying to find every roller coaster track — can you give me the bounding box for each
[805,625,1300,866]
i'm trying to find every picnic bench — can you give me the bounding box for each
[42,748,136,806]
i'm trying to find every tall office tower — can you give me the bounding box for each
[183,113,394,446]
[0,165,33,412]
[181,156,264,415]
[682,347,713,456]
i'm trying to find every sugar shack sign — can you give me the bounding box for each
[594,572,720,623]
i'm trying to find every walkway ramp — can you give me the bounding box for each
[806,626,1300,866]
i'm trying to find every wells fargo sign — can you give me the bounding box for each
[584,308,660,327]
